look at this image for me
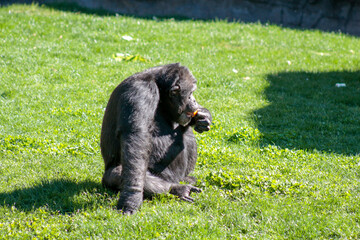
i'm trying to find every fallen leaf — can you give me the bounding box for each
[335,83,346,87]
[113,53,150,62]
[311,51,331,56]
[122,35,133,41]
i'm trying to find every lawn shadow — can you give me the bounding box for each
[4,1,360,36]
[0,179,115,213]
[4,1,193,20]
[254,70,360,155]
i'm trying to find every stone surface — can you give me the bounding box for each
[3,0,360,36]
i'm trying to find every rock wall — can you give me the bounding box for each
[4,0,360,36]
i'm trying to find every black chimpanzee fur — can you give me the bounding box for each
[100,63,212,214]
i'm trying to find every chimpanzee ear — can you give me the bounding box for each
[169,84,181,96]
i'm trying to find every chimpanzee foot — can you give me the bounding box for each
[170,184,202,203]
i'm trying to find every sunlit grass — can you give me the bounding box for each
[1,3,359,239]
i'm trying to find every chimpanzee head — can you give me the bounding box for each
[157,63,200,126]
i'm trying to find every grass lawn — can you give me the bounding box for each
[1,3,360,239]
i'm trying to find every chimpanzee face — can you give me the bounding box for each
[167,69,199,126]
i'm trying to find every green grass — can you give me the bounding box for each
[1,3,360,239]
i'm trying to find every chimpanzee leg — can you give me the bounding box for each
[102,165,123,191]
[103,167,201,203]
[181,176,197,185]
[103,168,176,196]
[143,172,201,202]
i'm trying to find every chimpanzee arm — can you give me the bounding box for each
[116,80,159,214]
[117,131,150,214]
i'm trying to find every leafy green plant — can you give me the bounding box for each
[227,126,262,145]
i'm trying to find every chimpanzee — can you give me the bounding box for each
[100,63,212,214]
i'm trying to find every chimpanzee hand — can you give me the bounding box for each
[170,184,202,202]
[117,191,143,215]
[193,108,212,133]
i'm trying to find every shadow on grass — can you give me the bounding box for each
[254,70,360,155]
[4,2,360,37]
[0,179,115,213]
[4,1,193,20]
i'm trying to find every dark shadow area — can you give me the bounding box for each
[2,1,109,16]
[254,71,360,155]
[39,2,117,17]
[0,179,114,213]
[45,2,192,20]
[2,1,360,36]
[2,1,193,20]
